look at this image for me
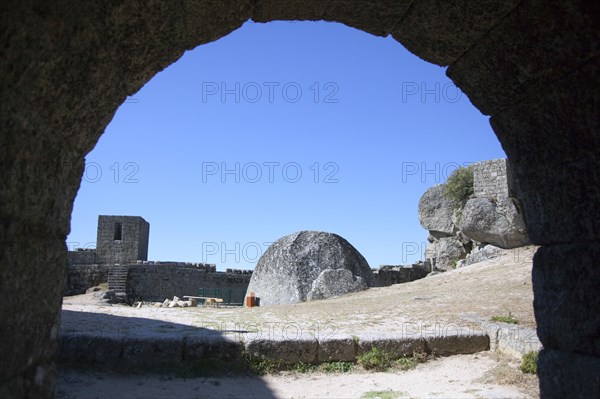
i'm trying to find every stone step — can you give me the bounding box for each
[108,265,129,294]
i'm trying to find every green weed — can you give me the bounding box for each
[520,351,538,374]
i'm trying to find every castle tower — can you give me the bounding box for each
[96,215,149,265]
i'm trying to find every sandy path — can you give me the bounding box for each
[56,353,536,399]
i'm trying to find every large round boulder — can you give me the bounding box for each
[246,231,372,306]
[418,184,456,238]
[459,197,530,249]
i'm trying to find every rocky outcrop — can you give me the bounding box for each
[418,184,469,270]
[418,184,456,238]
[459,197,530,248]
[246,231,372,306]
[425,236,469,270]
[419,160,529,271]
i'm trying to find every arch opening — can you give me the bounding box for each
[1,2,598,397]
[67,20,506,271]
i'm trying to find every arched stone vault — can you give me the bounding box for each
[1,1,598,397]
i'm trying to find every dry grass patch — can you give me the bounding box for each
[478,351,539,398]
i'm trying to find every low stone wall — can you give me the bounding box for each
[126,264,252,303]
[64,264,109,296]
[67,249,97,266]
[372,265,430,288]
[59,314,489,373]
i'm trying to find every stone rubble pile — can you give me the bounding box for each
[153,296,195,308]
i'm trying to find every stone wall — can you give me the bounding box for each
[126,264,252,304]
[126,260,426,303]
[64,264,109,296]
[372,264,430,287]
[472,158,514,199]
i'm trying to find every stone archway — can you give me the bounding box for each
[1,1,598,397]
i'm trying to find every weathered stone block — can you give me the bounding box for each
[184,335,244,362]
[318,337,357,362]
[424,331,489,356]
[538,348,600,399]
[357,337,426,358]
[245,338,318,364]
[533,243,600,357]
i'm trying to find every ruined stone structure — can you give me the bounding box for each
[372,264,430,288]
[67,217,429,298]
[2,2,598,397]
[64,216,150,295]
[65,216,252,300]
[96,215,150,266]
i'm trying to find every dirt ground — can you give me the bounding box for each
[56,352,538,398]
[59,246,539,398]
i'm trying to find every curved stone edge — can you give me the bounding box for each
[461,312,542,358]
[57,330,489,371]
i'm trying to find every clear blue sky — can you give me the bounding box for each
[67,20,505,270]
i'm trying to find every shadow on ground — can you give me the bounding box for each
[58,310,277,398]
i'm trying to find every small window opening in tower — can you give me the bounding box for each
[114,222,122,241]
